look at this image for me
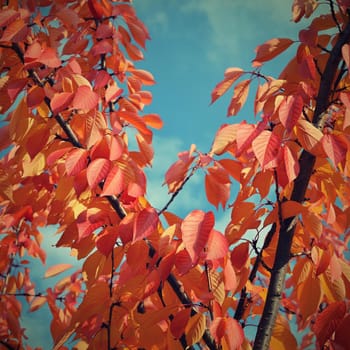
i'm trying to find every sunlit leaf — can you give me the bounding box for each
[181,210,214,263]
[44,264,73,278]
[185,313,206,347]
[211,68,244,104]
[227,79,250,116]
[86,158,111,189]
[253,38,294,66]
[279,95,303,132]
[206,229,229,261]
[133,207,159,242]
[252,130,281,169]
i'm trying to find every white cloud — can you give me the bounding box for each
[179,0,299,65]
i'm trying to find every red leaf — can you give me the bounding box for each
[253,38,294,66]
[171,308,191,339]
[181,210,215,264]
[206,229,229,261]
[27,86,45,108]
[76,208,107,240]
[211,68,244,104]
[86,158,111,189]
[39,48,61,68]
[101,165,124,196]
[252,130,281,169]
[175,249,193,275]
[50,92,74,115]
[223,317,244,350]
[282,143,300,184]
[334,314,350,350]
[322,134,347,166]
[231,242,249,271]
[279,95,303,132]
[313,301,346,348]
[72,86,99,111]
[133,207,159,242]
[65,148,89,176]
[96,227,118,256]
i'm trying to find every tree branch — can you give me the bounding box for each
[252,18,350,350]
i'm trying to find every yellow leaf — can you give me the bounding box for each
[44,263,73,278]
[185,313,206,347]
[271,315,297,350]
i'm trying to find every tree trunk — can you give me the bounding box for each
[253,19,350,350]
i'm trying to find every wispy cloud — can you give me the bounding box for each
[179,0,299,66]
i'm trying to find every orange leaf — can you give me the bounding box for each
[115,110,152,136]
[296,119,324,156]
[271,315,298,350]
[170,308,191,339]
[142,114,163,129]
[227,79,250,116]
[129,68,155,85]
[252,130,281,169]
[44,264,73,278]
[181,210,214,263]
[65,148,89,176]
[211,68,244,104]
[101,165,124,196]
[210,124,238,155]
[297,273,322,320]
[96,227,118,256]
[206,229,229,261]
[50,92,74,115]
[39,48,61,68]
[72,86,99,111]
[223,258,237,291]
[185,313,206,347]
[222,317,244,350]
[133,207,159,242]
[205,173,230,209]
[281,200,305,219]
[279,95,303,132]
[253,38,294,66]
[30,296,47,312]
[86,158,111,189]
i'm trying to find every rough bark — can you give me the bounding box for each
[253,19,350,350]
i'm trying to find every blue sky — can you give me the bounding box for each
[20,1,314,348]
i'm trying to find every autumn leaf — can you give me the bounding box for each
[279,94,303,132]
[252,38,294,66]
[133,207,159,242]
[86,158,111,189]
[252,130,281,169]
[227,79,250,116]
[72,86,99,111]
[44,264,73,278]
[181,210,215,264]
[211,67,244,104]
[313,301,346,349]
[206,229,229,262]
[65,148,89,176]
[185,313,206,347]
